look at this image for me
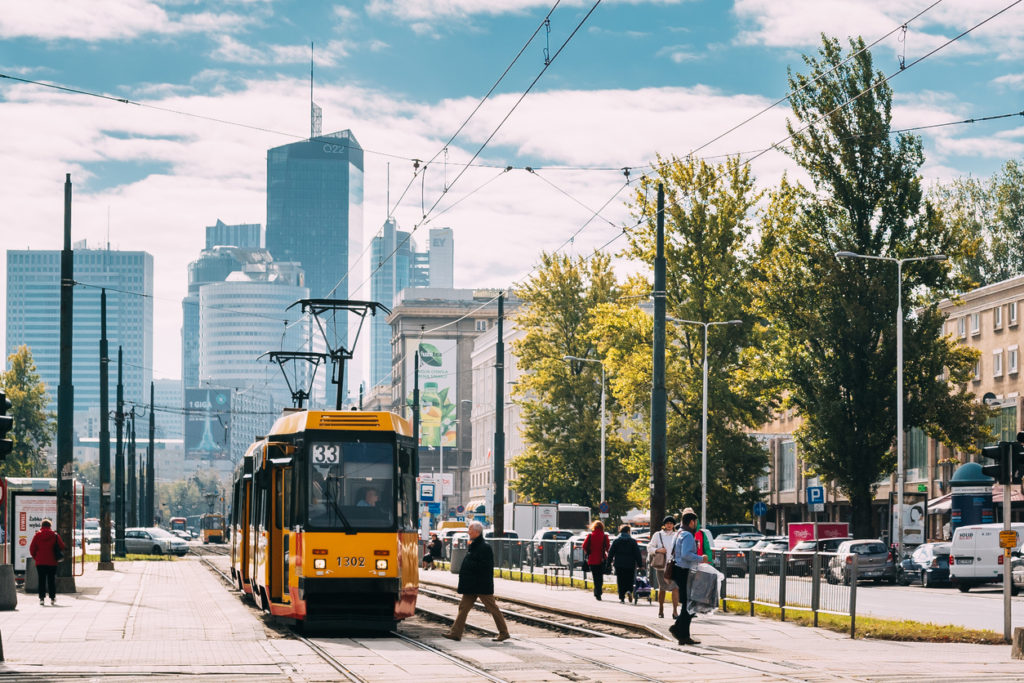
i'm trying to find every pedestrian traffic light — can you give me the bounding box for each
[0,390,12,461]
[981,441,1023,485]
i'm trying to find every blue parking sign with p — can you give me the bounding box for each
[807,486,824,505]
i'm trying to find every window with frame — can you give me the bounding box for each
[957,317,966,338]
[974,358,982,381]
[1010,346,1019,374]
[994,305,1003,330]
[1009,301,1019,326]
[780,441,797,492]
[475,319,488,332]
[971,312,981,335]
[994,350,1004,378]
[987,403,1018,443]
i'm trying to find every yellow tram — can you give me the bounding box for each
[200,513,226,544]
[229,409,419,630]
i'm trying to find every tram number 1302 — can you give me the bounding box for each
[339,556,366,567]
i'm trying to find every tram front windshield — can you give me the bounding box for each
[309,441,394,530]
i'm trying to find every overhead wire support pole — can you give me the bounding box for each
[56,172,76,592]
[494,292,506,537]
[290,299,390,410]
[147,382,155,527]
[115,347,126,557]
[98,289,113,569]
[650,183,666,533]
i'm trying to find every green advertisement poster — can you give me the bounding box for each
[406,338,458,447]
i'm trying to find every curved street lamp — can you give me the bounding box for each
[666,317,743,525]
[835,250,946,558]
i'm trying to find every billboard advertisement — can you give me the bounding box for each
[890,491,927,546]
[13,494,56,571]
[185,388,231,460]
[406,338,458,448]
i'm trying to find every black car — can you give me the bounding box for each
[898,542,952,588]
[753,539,790,574]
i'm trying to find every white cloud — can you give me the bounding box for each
[0,71,997,381]
[656,44,701,63]
[993,73,1024,89]
[211,37,349,66]
[733,0,1024,59]
[0,0,256,41]
[368,0,688,22]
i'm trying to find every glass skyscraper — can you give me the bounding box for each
[266,130,363,402]
[6,244,153,416]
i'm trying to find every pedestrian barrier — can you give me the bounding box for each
[715,548,859,638]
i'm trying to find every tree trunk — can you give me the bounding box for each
[849,487,876,539]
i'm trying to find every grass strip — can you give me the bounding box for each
[720,600,1005,644]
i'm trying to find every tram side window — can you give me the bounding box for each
[398,445,416,530]
[309,441,394,529]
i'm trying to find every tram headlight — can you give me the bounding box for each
[375,559,388,570]
[313,558,326,570]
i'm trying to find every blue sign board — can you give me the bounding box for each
[806,486,825,505]
[419,483,436,502]
[426,502,441,515]
[599,501,610,514]
[753,501,767,517]
[457,505,465,513]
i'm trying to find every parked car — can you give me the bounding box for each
[788,537,851,576]
[826,539,897,585]
[124,527,189,556]
[531,528,575,566]
[170,529,193,542]
[558,532,589,569]
[753,538,790,574]
[898,542,952,587]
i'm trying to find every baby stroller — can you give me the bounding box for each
[632,569,653,604]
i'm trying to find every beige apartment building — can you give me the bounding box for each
[755,275,1024,541]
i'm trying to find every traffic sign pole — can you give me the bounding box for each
[1003,480,1012,643]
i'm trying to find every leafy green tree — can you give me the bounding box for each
[156,470,225,521]
[0,345,55,477]
[591,155,775,523]
[752,36,986,537]
[510,252,632,516]
[929,159,1024,286]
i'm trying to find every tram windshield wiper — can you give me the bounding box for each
[322,476,356,535]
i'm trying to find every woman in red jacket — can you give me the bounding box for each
[29,519,65,606]
[582,520,610,600]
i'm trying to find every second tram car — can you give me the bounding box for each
[230,409,418,630]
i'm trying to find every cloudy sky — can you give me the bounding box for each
[2,0,1023,386]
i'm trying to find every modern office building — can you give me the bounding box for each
[387,288,519,511]
[368,222,454,390]
[204,219,261,250]
[6,243,153,418]
[266,130,364,401]
[152,378,183,440]
[181,245,272,392]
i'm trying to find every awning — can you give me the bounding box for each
[927,493,952,513]
[991,486,1024,503]
[464,500,487,513]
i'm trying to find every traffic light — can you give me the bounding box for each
[981,441,1023,485]
[0,390,12,460]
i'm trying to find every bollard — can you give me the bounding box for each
[0,565,16,610]
[747,549,756,616]
[23,558,38,594]
[1012,627,1024,659]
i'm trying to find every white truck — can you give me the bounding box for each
[505,503,558,538]
[949,522,1024,593]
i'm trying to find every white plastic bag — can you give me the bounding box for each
[686,563,723,614]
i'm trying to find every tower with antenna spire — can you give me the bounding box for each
[310,42,322,139]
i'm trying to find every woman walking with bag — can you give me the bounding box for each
[29,519,65,606]
[582,520,610,600]
[647,516,679,618]
[668,511,704,646]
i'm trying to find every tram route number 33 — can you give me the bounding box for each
[339,556,366,567]
[312,444,340,464]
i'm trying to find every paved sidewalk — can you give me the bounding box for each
[0,560,291,680]
[421,565,1024,680]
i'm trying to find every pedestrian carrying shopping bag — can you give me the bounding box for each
[686,563,723,615]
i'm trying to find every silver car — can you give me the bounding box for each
[827,539,897,584]
[125,527,189,556]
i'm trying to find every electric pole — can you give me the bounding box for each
[650,183,667,532]
[98,289,113,569]
[56,173,76,592]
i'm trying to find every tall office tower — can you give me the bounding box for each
[198,260,319,412]
[205,219,261,250]
[369,218,415,389]
[6,243,154,417]
[181,246,271,392]
[266,130,364,402]
[428,228,454,288]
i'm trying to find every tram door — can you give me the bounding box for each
[266,444,294,603]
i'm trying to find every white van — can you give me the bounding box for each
[949,522,1024,593]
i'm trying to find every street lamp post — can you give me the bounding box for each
[563,355,606,505]
[666,317,743,525]
[835,250,946,559]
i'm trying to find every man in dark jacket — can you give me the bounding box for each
[443,521,511,642]
[607,524,643,603]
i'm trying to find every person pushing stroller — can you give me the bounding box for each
[606,524,643,603]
